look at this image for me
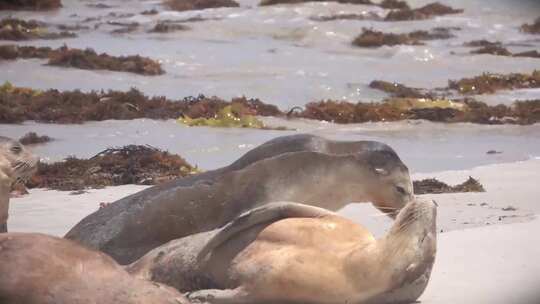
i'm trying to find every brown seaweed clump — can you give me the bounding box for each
[520,17,540,34]
[19,132,53,145]
[292,98,540,125]
[310,12,381,22]
[0,83,282,124]
[464,40,540,59]
[413,176,485,194]
[26,145,198,191]
[0,0,61,10]
[378,0,409,9]
[448,70,540,95]
[0,45,51,60]
[352,27,454,48]
[0,18,76,40]
[260,0,372,6]
[471,46,540,59]
[149,22,189,33]
[470,45,512,56]
[384,2,463,21]
[369,80,429,98]
[163,0,239,11]
[0,45,164,76]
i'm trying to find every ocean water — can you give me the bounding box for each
[0,0,539,108]
[1,0,540,173]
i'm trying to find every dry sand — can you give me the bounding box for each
[8,159,540,303]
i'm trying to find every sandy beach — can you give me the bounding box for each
[2,0,540,302]
[8,156,540,303]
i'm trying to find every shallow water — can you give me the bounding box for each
[1,0,540,108]
[1,119,539,173]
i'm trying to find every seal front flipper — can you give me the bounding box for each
[187,288,251,304]
[197,201,334,262]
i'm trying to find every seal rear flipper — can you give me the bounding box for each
[197,201,335,262]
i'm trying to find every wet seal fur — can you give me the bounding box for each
[66,134,413,264]
[0,136,39,233]
[0,232,190,304]
[128,198,437,304]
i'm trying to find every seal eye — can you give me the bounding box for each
[395,186,406,195]
[10,145,22,154]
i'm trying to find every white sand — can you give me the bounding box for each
[420,217,540,304]
[8,159,540,303]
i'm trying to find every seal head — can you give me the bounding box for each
[0,136,39,233]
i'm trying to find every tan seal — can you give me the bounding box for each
[0,232,190,304]
[128,198,437,304]
[0,136,39,233]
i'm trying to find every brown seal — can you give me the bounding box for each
[0,136,39,233]
[0,232,190,304]
[66,134,413,264]
[128,198,437,304]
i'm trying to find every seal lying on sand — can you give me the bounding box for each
[0,233,190,304]
[128,198,437,304]
[66,134,413,264]
[0,136,39,233]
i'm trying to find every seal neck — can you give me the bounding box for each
[251,153,370,210]
[379,201,436,289]
[346,200,436,300]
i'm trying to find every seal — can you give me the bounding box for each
[66,134,413,264]
[0,232,190,304]
[128,198,437,304]
[0,136,39,233]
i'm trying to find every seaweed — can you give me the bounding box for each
[0,45,52,60]
[384,2,463,21]
[163,0,239,11]
[352,27,454,48]
[310,12,381,22]
[513,50,540,58]
[2,82,539,125]
[292,98,540,125]
[19,132,53,145]
[0,45,164,76]
[0,18,76,40]
[260,0,372,6]
[378,0,409,10]
[464,40,540,59]
[463,40,501,48]
[369,80,429,98]
[0,0,61,10]
[86,3,113,8]
[520,17,540,34]
[0,83,281,124]
[149,21,189,33]
[141,9,159,15]
[470,46,540,58]
[26,145,198,191]
[470,45,512,56]
[448,70,540,95]
[413,176,485,194]
[179,104,266,129]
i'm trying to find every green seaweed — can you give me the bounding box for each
[178,104,265,128]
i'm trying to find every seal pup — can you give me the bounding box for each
[128,198,437,304]
[0,136,39,233]
[67,146,413,264]
[0,232,190,304]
